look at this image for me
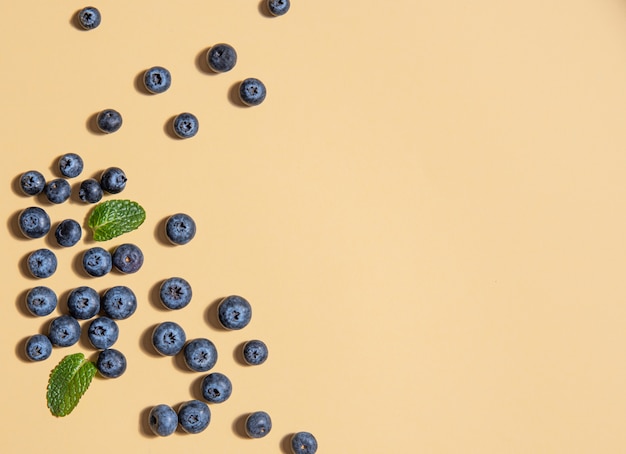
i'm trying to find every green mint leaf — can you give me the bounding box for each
[88,199,146,241]
[47,353,97,417]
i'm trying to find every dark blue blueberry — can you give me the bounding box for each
[267,0,290,16]
[25,334,53,361]
[178,400,210,434]
[78,178,103,203]
[55,219,82,247]
[96,109,123,133]
[149,404,178,437]
[100,167,127,194]
[201,372,232,404]
[245,411,272,438]
[25,286,57,316]
[77,6,101,30]
[18,206,51,238]
[159,277,192,310]
[144,66,172,94]
[112,243,144,274]
[207,43,237,73]
[217,295,252,330]
[165,213,196,245]
[291,432,318,454]
[67,286,100,320]
[172,113,199,139]
[183,338,218,372]
[44,178,71,204]
[96,348,127,378]
[87,316,119,349]
[82,247,112,277]
[152,321,186,356]
[27,248,57,278]
[19,170,46,196]
[58,153,84,178]
[48,315,81,347]
[242,339,268,365]
[239,78,267,106]
[102,286,137,320]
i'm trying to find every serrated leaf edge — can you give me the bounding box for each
[88,199,146,242]
[47,353,97,417]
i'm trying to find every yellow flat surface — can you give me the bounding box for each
[2,1,626,453]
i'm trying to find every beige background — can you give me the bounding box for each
[2,1,626,452]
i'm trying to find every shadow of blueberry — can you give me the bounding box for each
[154,216,177,247]
[228,82,249,108]
[15,336,31,363]
[232,413,249,439]
[205,297,228,331]
[69,9,85,30]
[195,47,219,75]
[134,69,153,95]
[149,280,172,312]
[86,112,106,135]
[233,341,249,366]
[280,433,295,454]
[15,289,31,317]
[8,209,30,242]
[163,115,182,140]
[258,0,273,17]
[140,323,164,358]
[139,406,157,438]
[189,374,206,401]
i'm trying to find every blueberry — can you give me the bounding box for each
[245,411,272,438]
[149,404,178,437]
[77,6,101,30]
[58,153,84,178]
[239,78,267,106]
[48,315,81,347]
[44,178,71,204]
[183,338,218,372]
[27,248,57,279]
[159,277,192,310]
[207,43,237,73]
[267,0,291,16]
[242,339,268,365]
[67,286,100,320]
[178,400,210,434]
[143,66,172,94]
[25,334,53,361]
[18,206,51,238]
[82,247,112,277]
[96,109,123,134]
[172,113,199,139]
[87,316,119,349]
[25,286,57,316]
[112,243,144,274]
[55,219,82,247]
[291,432,318,454]
[217,295,252,330]
[200,372,232,404]
[100,167,127,193]
[78,178,103,203]
[19,170,46,196]
[152,321,186,356]
[165,213,196,245]
[96,348,127,378]
[102,286,137,320]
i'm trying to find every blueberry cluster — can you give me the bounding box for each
[24,284,132,380]
[148,293,276,437]
[19,155,159,381]
[75,4,285,141]
[18,156,135,280]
